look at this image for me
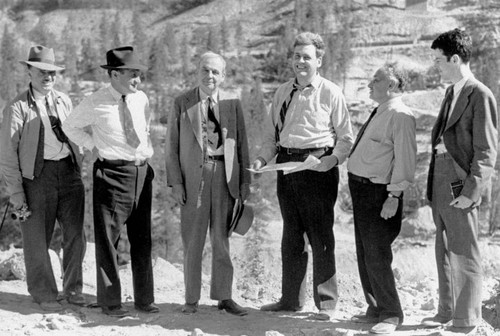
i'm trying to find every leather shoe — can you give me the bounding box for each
[351,314,379,324]
[66,292,86,306]
[309,309,334,321]
[218,299,248,316]
[39,301,63,312]
[102,305,130,317]
[182,302,198,314]
[260,301,303,312]
[421,314,452,328]
[135,303,160,313]
[370,322,397,334]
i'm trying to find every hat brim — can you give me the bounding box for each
[228,200,254,237]
[20,61,65,71]
[100,64,148,71]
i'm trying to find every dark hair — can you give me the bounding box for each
[293,32,325,58]
[382,62,408,92]
[107,68,125,77]
[431,28,472,63]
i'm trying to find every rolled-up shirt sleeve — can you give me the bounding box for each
[62,96,95,151]
[330,93,354,164]
[387,112,417,191]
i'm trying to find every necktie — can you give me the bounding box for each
[207,97,222,148]
[121,95,141,148]
[34,117,45,177]
[434,86,454,146]
[46,96,69,143]
[349,107,378,157]
[275,84,299,143]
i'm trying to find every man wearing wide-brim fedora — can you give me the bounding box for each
[63,46,158,317]
[0,45,86,312]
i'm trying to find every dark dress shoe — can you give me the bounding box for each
[102,305,130,317]
[135,303,160,313]
[351,314,379,324]
[260,301,303,312]
[182,302,198,314]
[218,299,248,316]
[421,314,452,328]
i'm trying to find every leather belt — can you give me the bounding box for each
[277,146,332,155]
[45,155,71,162]
[208,155,224,161]
[348,172,373,185]
[100,158,147,167]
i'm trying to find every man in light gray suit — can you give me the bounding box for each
[422,28,498,332]
[166,51,250,316]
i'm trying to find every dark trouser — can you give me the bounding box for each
[93,160,155,308]
[21,157,86,303]
[276,150,339,311]
[348,175,403,322]
[431,153,481,327]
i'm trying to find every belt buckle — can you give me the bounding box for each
[286,147,292,155]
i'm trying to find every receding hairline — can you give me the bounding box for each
[198,52,226,70]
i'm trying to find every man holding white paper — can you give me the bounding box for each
[251,32,353,320]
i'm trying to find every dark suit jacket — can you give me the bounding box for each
[427,77,498,203]
[165,87,250,201]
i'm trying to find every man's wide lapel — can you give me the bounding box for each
[186,87,203,150]
[445,79,474,132]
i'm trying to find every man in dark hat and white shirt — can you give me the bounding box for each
[0,45,86,311]
[63,46,158,317]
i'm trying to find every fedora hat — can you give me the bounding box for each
[100,46,148,71]
[228,199,254,237]
[19,45,64,71]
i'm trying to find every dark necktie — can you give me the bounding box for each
[121,95,141,148]
[275,84,299,143]
[46,96,69,143]
[207,97,222,148]
[34,116,45,177]
[434,86,454,146]
[349,107,378,157]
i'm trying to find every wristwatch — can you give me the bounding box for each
[388,192,402,200]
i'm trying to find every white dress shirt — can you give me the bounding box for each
[33,89,71,160]
[62,85,153,161]
[199,89,224,156]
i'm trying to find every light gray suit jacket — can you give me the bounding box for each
[165,87,250,202]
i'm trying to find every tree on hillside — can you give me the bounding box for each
[207,24,221,53]
[0,26,21,102]
[111,11,122,48]
[132,11,147,59]
[78,37,101,81]
[99,12,113,51]
[220,16,229,54]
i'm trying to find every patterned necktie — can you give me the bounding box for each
[207,97,222,148]
[275,84,299,143]
[121,95,140,148]
[349,107,378,157]
[434,86,454,146]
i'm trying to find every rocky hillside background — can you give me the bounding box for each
[0,0,499,280]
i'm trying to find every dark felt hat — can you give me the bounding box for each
[228,199,254,237]
[100,46,148,71]
[19,45,65,71]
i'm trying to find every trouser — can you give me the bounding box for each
[180,159,235,303]
[93,160,155,308]
[348,174,404,322]
[21,157,85,303]
[276,150,339,310]
[431,152,482,327]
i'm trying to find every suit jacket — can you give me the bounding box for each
[0,87,82,197]
[165,87,250,202]
[427,77,498,202]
